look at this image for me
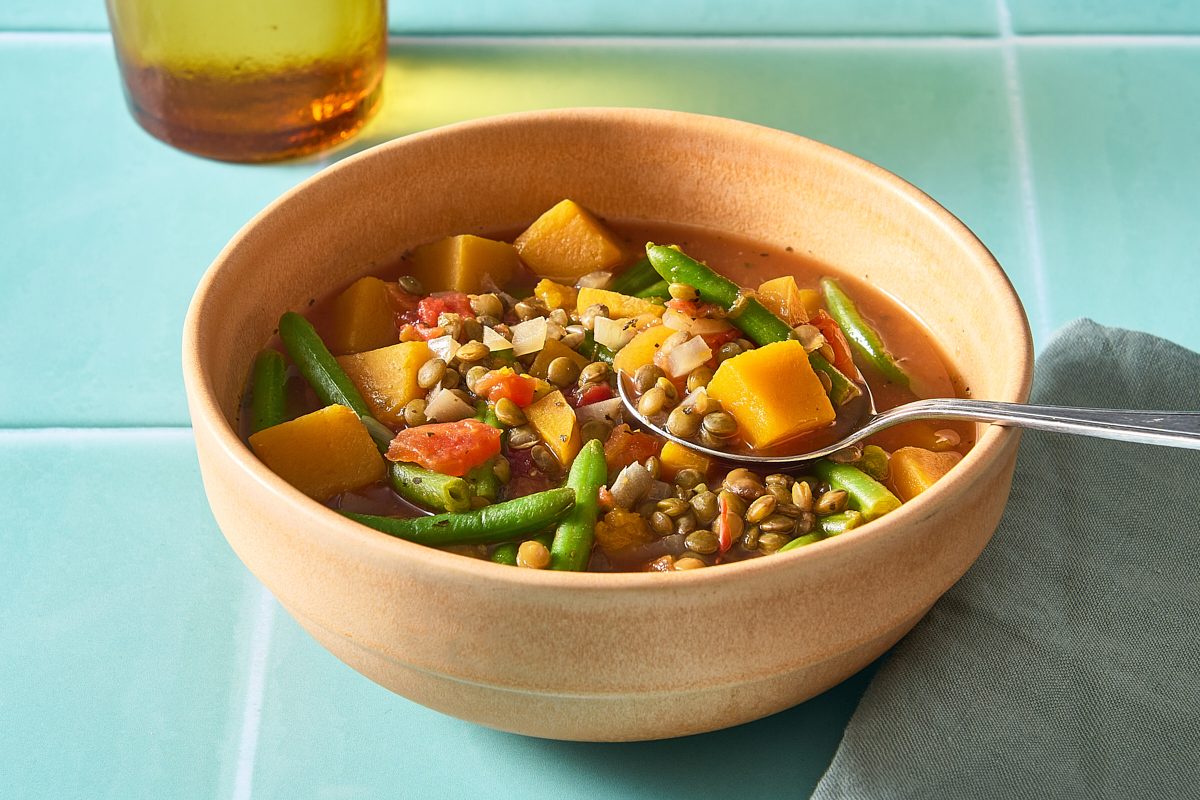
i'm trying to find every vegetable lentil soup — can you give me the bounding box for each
[241,199,972,573]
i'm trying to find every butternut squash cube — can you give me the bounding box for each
[707,340,835,449]
[248,404,386,501]
[888,446,962,502]
[514,199,625,281]
[575,287,664,320]
[525,389,581,466]
[529,338,591,380]
[612,324,674,376]
[659,440,712,480]
[757,276,810,326]
[534,279,577,310]
[336,340,433,428]
[408,234,519,294]
[326,277,398,356]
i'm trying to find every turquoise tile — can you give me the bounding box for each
[0,2,106,31]
[244,608,878,798]
[1008,0,1200,34]
[364,42,1034,334]
[1018,45,1200,351]
[392,1,998,35]
[0,431,252,799]
[0,41,320,426]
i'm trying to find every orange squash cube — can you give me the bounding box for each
[529,338,591,380]
[514,199,625,281]
[707,340,835,449]
[888,446,963,501]
[248,404,386,501]
[612,324,674,376]
[336,340,433,428]
[525,389,582,466]
[408,234,519,294]
[757,276,810,326]
[575,287,664,320]
[659,441,712,480]
[325,276,398,356]
[534,279,577,310]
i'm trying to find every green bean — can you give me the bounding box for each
[778,532,823,552]
[645,244,860,404]
[633,279,671,300]
[820,277,913,390]
[343,487,575,546]
[811,460,901,521]
[491,542,519,566]
[249,349,287,434]
[550,439,606,571]
[579,331,616,365]
[608,256,660,295]
[818,512,864,537]
[466,460,501,503]
[389,462,472,514]
[277,311,395,450]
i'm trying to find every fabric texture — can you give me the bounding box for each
[812,320,1200,800]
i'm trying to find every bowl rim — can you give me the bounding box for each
[183,106,1034,592]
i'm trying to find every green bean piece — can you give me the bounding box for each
[550,439,607,571]
[389,462,472,514]
[818,512,864,538]
[466,460,501,503]
[645,244,860,404]
[779,532,824,552]
[633,279,671,300]
[343,488,576,546]
[579,331,616,365]
[491,542,519,566]
[249,349,288,434]
[608,256,660,295]
[276,311,398,450]
[474,401,502,430]
[820,277,913,390]
[812,460,901,521]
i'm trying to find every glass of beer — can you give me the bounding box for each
[105,0,387,162]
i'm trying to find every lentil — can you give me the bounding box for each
[494,397,526,427]
[417,358,446,389]
[517,540,551,569]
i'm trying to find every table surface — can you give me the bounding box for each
[4,3,1199,798]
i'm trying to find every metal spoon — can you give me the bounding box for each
[616,373,1200,468]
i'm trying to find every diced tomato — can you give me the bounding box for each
[810,310,858,379]
[571,382,614,407]
[417,292,475,327]
[699,327,740,351]
[603,424,661,476]
[666,298,722,318]
[386,419,501,477]
[398,323,445,342]
[474,369,537,407]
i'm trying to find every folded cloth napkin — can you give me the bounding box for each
[812,320,1200,800]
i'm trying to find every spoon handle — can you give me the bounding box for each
[876,398,1200,450]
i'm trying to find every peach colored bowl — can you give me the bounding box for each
[183,108,1032,741]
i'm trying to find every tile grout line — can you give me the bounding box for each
[232,584,277,800]
[995,0,1052,344]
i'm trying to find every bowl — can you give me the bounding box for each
[183,108,1033,741]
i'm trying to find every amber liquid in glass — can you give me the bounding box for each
[107,0,386,162]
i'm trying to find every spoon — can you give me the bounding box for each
[616,373,1200,468]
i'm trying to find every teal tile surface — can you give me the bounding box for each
[0,2,106,31]
[1018,44,1200,351]
[0,41,320,427]
[1008,0,1200,34]
[243,609,879,798]
[0,431,252,799]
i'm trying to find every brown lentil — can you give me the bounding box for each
[632,364,665,393]
[507,425,539,450]
[398,275,424,295]
[643,455,662,480]
[717,489,747,517]
[674,513,698,535]
[650,511,674,536]
[674,468,704,490]
[654,376,679,403]
[469,293,504,319]
[686,366,714,392]
[741,525,761,550]
[417,358,446,389]
[530,443,561,475]
[814,488,849,516]
[791,480,814,511]
[775,502,806,519]
[668,282,700,302]
[745,494,777,524]
[578,361,610,386]
[767,484,792,504]
[674,557,706,571]
[579,303,609,329]
[516,540,551,569]
[827,444,862,464]
[666,406,702,438]
[758,532,791,553]
[933,428,962,451]
[765,473,793,488]
[638,387,668,416]
[691,491,718,524]
[455,341,490,364]
[402,398,427,427]
[464,364,490,392]
[461,318,484,344]
[513,300,545,321]
[656,497,690,517]
[494,397,526,427]
[723,469,764,500]
[760,514,795,534]
[492,456,511,484]
[817,370,834,393]
[701,411,738,439]
[580,418,614,444]
[440,368,461,390]
[716,341,743,362]
[684,530,720,555]
[547,356,580,387]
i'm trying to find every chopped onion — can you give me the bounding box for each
[575,270,612,289]
[594,316,638,351]
[662,307,734,335]
[664,335,713,378]
[482,326,513,351]
[424,387,476,422]
[427,334,460,362]
[510,317,547,357]
[575,397,624,426]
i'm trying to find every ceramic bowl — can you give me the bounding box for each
[183,108,1033,741]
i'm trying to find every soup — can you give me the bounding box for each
[241,199,971,572]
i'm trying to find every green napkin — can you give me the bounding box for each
[812,320,1200,800]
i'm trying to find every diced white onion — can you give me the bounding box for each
[594,316,638,350]
[575,270,612,289]
[510,317,547,357]
[664,335,713,378]
[424,388,476,422]
[427,335,460,362]
[482,326,513,351]
[575,397,624,426]
[662,307,733,335]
